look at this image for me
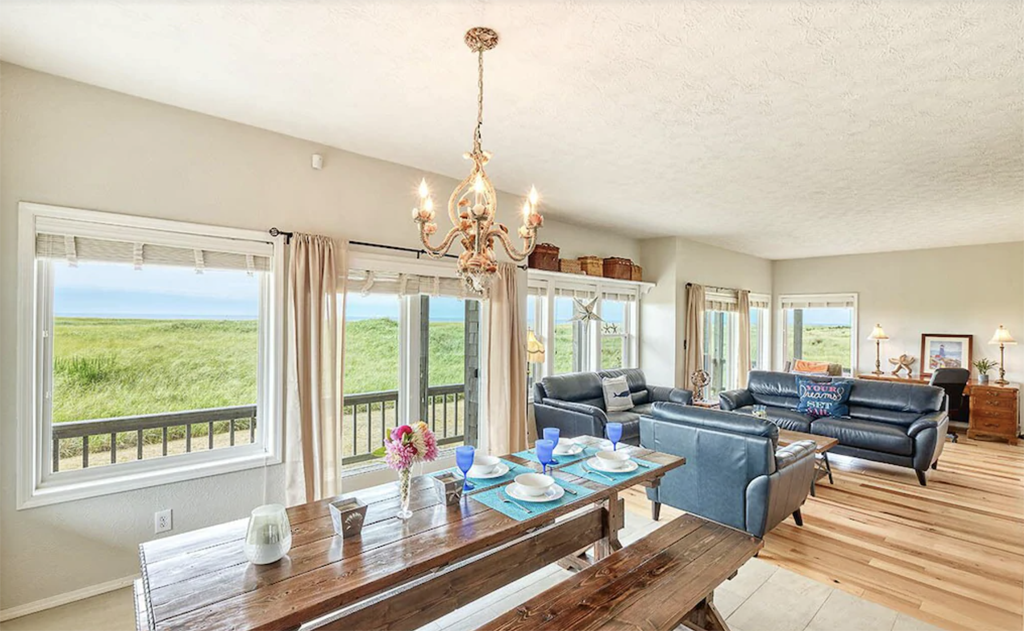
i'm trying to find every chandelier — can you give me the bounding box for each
[412,27,544,291]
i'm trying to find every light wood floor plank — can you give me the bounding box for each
[623,436,1024,631]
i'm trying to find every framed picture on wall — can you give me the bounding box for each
[920,334,973,377]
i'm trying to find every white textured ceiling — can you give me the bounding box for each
[1,1,1022,259]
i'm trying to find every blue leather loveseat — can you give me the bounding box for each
[640,403,818,538]
[533,368,693,445]
[720,370,949,485]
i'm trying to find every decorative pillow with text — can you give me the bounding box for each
[796,377,853,419]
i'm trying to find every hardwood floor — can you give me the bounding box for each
[623,437,1024,631]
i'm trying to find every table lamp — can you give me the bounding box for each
[527,331,546,364]
[867,324,889,376]
[988,325,1016,386]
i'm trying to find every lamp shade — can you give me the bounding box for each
[867,324,889,341]
[989,325,1017,346]
[527,330,546,363]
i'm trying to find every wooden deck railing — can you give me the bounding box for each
[51,384,468,470]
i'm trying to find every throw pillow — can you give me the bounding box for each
[796,377,853,419]
[602,375,634,412]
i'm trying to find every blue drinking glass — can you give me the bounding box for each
[543,427,560,464]
[535,439,555,475]
[455,445,475,492]
[606,422,623,451]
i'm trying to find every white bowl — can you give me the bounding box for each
[514,473,555,497]
[595,450,631,470]
[471,454,500,475]
[553,438,576,454]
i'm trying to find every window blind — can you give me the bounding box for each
[780,294,856,310]
[347,270,479,299]
[36,233,271,273]
[704,288,738,312]
[749,293,771,310]
[601,289,638,303]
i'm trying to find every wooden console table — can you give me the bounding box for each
[133,443,684,631]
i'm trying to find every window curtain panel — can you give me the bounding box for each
[737,289,751,388]
[285,234,345,506]
[487,263,528,455]
[682,284,706,394]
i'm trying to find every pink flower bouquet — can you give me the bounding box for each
[372,422,439,519]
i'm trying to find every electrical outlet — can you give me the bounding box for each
[154,509,172,534]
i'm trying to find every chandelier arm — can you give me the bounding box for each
[419,224,463,258]
[447,171,476,226]
[487,226,536,262]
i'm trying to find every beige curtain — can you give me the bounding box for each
[487,263,528,455]
[737,289,751,388]
[285,234,345,505]
[683,284,706,396]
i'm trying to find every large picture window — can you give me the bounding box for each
[342,262,481,468]
[780,294,858,375]
[17,203,284,507]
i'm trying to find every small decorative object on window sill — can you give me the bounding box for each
[373,422,439,519]
[973,358,998,385]
[603,257,634,281]
[888,354,916,378]
[411,27,544,292]
[578,256,603,276]
[329,498,368,538]
[432,472,465,506]
[528,243,560,271]
[244,504,292,565]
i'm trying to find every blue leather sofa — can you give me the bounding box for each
[640,403,818,538]
[720,370,949,486]
[533,368,693,445]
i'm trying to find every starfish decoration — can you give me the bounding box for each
[571,297,603,325]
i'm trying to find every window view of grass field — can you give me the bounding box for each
[785,307,854,369]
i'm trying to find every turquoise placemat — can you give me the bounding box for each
[431,458,525,491]
[469,479,594,521]
[559,456,657,486]
[511,445,598,467]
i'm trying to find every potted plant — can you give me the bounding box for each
[973,358,998,385]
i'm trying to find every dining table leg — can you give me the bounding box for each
[593,489,625,560]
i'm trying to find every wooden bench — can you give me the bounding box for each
[478,513,763,631]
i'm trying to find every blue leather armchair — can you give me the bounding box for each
[640,402,818,538]
[533,368,693,445]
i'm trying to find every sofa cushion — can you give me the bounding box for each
[602,375,634,412]
[605,408,646,442]
[811,417,913,456]
[847,405,922,428]
[738,405,814,433]
[649,402,779,448]
[847,379,944,414]
[746,370,814,409]
[540,372,606,409]
[796,377,853,419]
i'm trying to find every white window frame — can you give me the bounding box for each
[775,292,859,375]
[16,203,285,509]
[749,293,772,371]
[703,309,738,394]
[526,270,650,382]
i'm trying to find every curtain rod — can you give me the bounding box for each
[269,229,527,269]
[686,282,738,292]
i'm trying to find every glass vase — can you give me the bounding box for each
[397,467,413,520]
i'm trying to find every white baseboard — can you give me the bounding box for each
[0,574,138,622]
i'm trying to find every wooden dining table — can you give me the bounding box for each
[134,441,685,631]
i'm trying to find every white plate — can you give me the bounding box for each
[468,463,510,479]
[553,444,584,456]
[506,483,565,503]
[586,457,638,474]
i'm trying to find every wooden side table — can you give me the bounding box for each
[968,383,1020,445]
[692,400,720,409]
[778,428,840,496]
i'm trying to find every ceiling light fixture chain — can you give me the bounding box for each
[412,27,543,293]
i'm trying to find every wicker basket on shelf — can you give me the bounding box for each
[528,243,560,271]
[603,257,634,280]
[559,259,583,275]
[631,265,643,282]
[578,256,603,276]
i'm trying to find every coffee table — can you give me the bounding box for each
[778,428,839,496]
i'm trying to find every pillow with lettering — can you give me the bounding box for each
[602,375,634,412]
[796,377,853,419]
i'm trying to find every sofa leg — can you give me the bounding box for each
[651,501,662,522]
[916,470,927,486]
[792,509,803,527]
[931,461,938,470]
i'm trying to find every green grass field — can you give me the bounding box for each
[787,325,852,368]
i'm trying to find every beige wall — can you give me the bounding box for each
[639,237,773,388]
[773,243,1024,384]
[0,63,641,610]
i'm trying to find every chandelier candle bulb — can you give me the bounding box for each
[410,26,543,291]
